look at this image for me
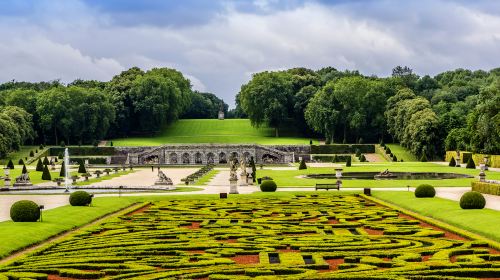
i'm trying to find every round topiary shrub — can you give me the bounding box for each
[414,184,436,198]
[10,200,40,222]
[69,191,92,206]
[459,191,486,209]
[260,180,277,192]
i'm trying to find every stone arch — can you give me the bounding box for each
[230,152,239,163]
[243,152,251,163]
[169,153,178,164]
[207,152,215,164]
[182,153,191,164]
[195,152,202,164]
[262,153,279,164]
[219,152,227,164]
[144,155,159,164]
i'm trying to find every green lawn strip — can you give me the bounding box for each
[0,197,139,259]
[385,144,418,162]
[193,169,220,185]
[111,119,313,146]
[375,144,391,162]
[74,170,136,186]
[257,162,498,187]
[369,191,500,245]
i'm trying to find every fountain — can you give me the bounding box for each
[64,148,70,192]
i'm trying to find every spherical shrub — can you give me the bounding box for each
[10,200,40,222]
[414,184,436,198]
[459,191,486,209]
[69,191,92,206]
[260,180,277,192]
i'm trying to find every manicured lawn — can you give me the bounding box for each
[372,191,500,242]
[111,119,314,146]
[75,169,136,186]
[385,144,418,162]
[193,169,219,185]
[258,162,500,187]
[0,166,63,187]
[0,146,38,165]
[2,193,499,279]
[0,197,136,258]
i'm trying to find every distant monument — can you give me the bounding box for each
[218,102,224,120]
[13,172,33,187]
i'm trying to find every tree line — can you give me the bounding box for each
[237,66,500,158]
[0,67,228,155]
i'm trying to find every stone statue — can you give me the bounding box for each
[229,158,238,181]
[15,172,30,183]
[155,170,173,185]
[13,172,33,187]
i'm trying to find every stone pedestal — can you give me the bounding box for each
[247,174,253,185]
[479,170,486,182]
[4,178,11,187]
[239,174,248,186]
[229,179,238,194]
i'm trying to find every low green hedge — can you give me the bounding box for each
[70,157,108,165]
[310,144,375,154]
[472,181,500,196]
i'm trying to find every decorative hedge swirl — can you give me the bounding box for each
[1,194,499,279]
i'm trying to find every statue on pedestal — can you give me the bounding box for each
[229,158,239,194]
[13,172,33,187]
[154,169,174,189]
[239,156,248,186]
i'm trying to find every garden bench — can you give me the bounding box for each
[315,183,340,191]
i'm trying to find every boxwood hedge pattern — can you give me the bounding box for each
[1,194,499,279]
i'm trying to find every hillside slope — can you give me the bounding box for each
[112,119,312,146]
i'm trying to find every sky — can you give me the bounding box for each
[1,0,500,107]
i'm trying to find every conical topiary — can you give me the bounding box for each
[42,165,52,181]
[7,159,14,169]
[250,156,256,182]
[78,161,87,173]
[298,158,307,170]
[59,161,66,177]
[420,154,428,162]
[360,154,367,162]
[466,157,476,169]
[449,157,456,167]
[346,156,352,167]
[18,158,24,165]
[385,147,392,154]
[392,155,397,162]
[22,164,28,174]
[43,156,49,165]
[29,150,34,157]
[36,159,44,172]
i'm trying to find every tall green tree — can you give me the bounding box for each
[239,71,293,137]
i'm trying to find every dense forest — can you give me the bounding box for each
[0,67,228,157]
[0,66,499,159]
[237,66,500,158]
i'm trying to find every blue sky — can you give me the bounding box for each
[1,0,500,106]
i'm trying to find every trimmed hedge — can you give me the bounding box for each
[415,184,436,198]
[313,155,351,163]
[472,181,500,196]
[10,200,40,222]
[310,144,375,154]
[49,147,116,156]
[298,159,307,170]
[260,180,277,192]
[460,191,486,209]
[69,191,92,206]
[71,157,107,165]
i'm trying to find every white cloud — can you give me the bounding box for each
[1,1,500,106]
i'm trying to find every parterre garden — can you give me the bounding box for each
[2,194,499,279]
